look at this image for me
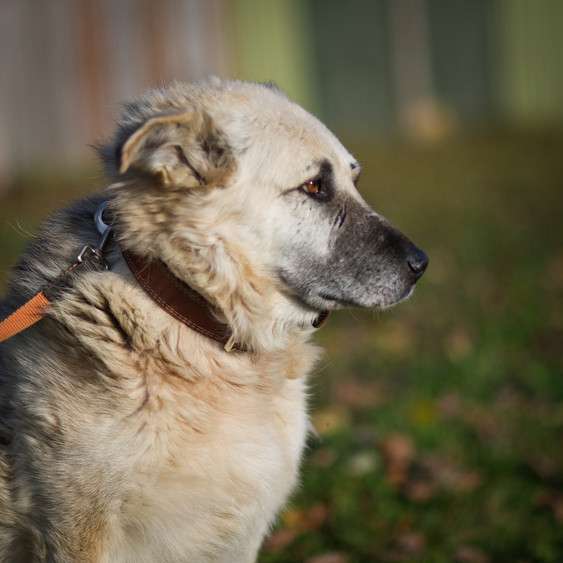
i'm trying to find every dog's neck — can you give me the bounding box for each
[120,245,327,354]
[122,249,242,351]
[108,187,327,353]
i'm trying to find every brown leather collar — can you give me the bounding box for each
[122,250,236,349]
[122,249,329,351]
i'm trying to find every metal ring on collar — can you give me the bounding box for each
[94,201,111,237]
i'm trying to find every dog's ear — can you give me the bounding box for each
[118,111,234,188]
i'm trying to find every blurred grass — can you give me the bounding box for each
[1,130,563,562]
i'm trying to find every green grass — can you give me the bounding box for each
[1,130,562,562]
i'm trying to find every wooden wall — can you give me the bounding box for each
[0,0,229,178]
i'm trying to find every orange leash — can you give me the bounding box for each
[0,201,113,344]
[0,291,51,343]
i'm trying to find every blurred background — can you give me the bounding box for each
[1,1,562,561]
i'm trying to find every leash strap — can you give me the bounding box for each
[0,249,108,343]
[0,203,112,344]
[0,292,50,343]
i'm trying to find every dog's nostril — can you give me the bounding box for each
[407,248,429,277]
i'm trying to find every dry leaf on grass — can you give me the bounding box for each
[281,503,329,532]
[546,251,563,290]
[380,433,415,486]
[310,447,337,468]
[417,454,482,495]
[445,326,473,361]
[455,545,490,563]
[438,392,462,418]
[374,321,414,356]
[396,531,426,554]
[333,378,385,409]
[263,528,297,553]
[404,479,436,502]
[303,503,330,531]
[306,552,349,563]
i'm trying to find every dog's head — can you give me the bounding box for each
[103,79,427,349]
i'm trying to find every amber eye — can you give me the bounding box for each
[301,178,322,195]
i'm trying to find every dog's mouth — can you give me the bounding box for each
[316,284,417,311]
[312,309,330,328]
[277,263,425,319]
[317,292,365,308]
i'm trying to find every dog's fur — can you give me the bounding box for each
[0,78,426,562]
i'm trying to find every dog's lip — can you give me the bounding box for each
[294,291,336,313]
[319,281,418,310]
[377,284,416,310]
[312,310,330,328]
[277,278,336,316]
[399,284,416,302]
[317,292,363,308]
[277,269,328,312]
[278,269,413,312]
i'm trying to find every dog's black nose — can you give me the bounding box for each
[406,247,429,278]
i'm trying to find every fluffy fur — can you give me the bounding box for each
[0,78,426,562]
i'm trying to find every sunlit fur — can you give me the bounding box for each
[0,78,354,562]
[0,78,421,562]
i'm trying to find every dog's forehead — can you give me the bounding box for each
[225,92,356,187]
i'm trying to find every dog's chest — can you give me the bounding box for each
[110,373,308,561]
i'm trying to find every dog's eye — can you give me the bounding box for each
[301,179,322,196]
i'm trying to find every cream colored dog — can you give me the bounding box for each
[0,78,427,562]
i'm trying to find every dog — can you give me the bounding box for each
[0,78,427,562]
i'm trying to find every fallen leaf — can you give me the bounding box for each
[445,326,473,361]
[546,251,563,290]
[455,545,490,563]
[281,503,329,533]
[438,392,462,418]
[334,379,384,408]
[528,454,559,479]
[282,507,306,530]
[455,470,482,493]
[396,531,426,554]
[374,320,414,356]
[420,454,482,494]
[306,552,349,563]
[380,433,415,486]
[263,528,297,552]
[310,447,336,468]
[381,434,415,465]
[404,479,436,502]
[303,503,329,530]
[553,498,563,523]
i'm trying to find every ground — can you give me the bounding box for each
[1,130,562,563]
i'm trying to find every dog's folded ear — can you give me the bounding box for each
[118,111,234,189]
